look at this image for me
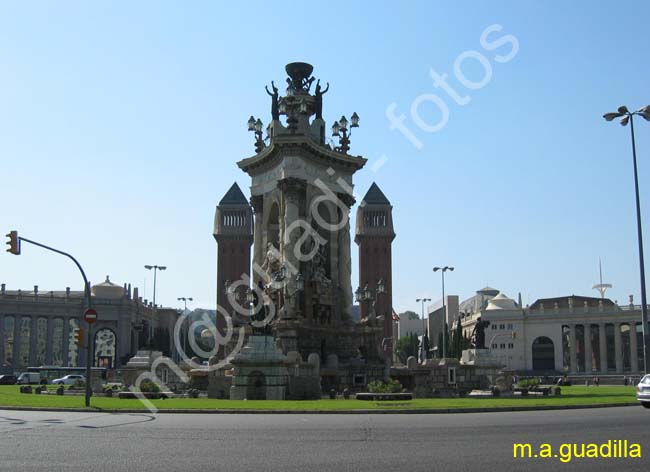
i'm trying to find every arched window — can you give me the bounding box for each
[68,318,79,367]
[52,318,64,366]
[18,317,31,369]
[94,328,116,368]
[35,318,47,366]
[532,336,555,371]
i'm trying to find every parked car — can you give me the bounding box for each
[637,374,650,408]
[51,374,85,385]
[0,374,18,385]
[16,372,43,385]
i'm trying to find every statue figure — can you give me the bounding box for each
[265,81,280,120]
[251,280,272,335]
[471,317,491,349]
[261,242,283,282]
[310,242,330,284]
[314,79,329,119]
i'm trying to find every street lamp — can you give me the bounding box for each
[177,296,193,313]
[433,266,454,359]
[176,297,192,360]
[247,115,266,153]
[604,104,650,374]
[144,264,166,345]
[416,297,431,360]
[331,112,359,154]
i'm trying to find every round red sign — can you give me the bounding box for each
[84,308,98,324]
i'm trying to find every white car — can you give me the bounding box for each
[636,374,650,408]
[51,374,85,385]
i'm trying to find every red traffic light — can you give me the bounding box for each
[5,231,20,255]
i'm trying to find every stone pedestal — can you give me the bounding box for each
[230,335,289,400]
[122,350,163,386]
[460,349,501,367]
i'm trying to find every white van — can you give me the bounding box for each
[16,372,43,385]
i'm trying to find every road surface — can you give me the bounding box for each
[0,406,647,471]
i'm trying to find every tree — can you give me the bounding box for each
[401,310,420,321]
[422,330,431,360]
[396,332,419,364]
[451,320,465,358]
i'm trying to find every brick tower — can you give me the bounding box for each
[355,182,395,344]
[213,183,253,335]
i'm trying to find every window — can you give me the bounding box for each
[499,343,506,349]
[508,343,514,349]
[491,343,497,349]
[507,323,513,330]
[499,324,505,330]
[492,324,498,330]
[353,374,366,386]
[448,367,456,385]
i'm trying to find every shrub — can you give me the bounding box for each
[139,380,161,393]
[68,380,85,391]
[367,379,403,393]
[516,378,539,389]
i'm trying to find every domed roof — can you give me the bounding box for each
[486,292,518,311]
[92,276,124,299]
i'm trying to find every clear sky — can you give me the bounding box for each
[1,1,650,313]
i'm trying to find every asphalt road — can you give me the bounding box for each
[1,406,648,471]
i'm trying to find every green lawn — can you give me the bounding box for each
[0,385,638,411]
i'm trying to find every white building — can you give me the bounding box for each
[456,288,645,375]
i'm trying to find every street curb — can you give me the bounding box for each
[0,402,639,414]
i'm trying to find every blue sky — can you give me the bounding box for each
[1,1,650,313]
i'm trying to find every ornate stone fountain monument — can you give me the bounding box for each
[212,63,395,399]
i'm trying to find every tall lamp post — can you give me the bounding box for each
[433,266,454,359]
[604,104,650,374]
[416,297,431,360]
[177,296,192,360]
[144,264,166,346]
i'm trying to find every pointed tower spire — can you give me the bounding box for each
[355,182,396,351]
[213,182,254,359]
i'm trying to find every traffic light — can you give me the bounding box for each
[74,328,85,347]
[5,231,20,255]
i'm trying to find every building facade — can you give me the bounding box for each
[0,277,174,374]
[455,287,647,375]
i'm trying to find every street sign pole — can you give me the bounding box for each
[11,235,94,407]
[83,307,98,403]
[85,300,92,405]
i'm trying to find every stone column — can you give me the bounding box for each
[584,324,593,374]
[0,315,4,367]
[62,318,70,367]
[278,178,305,319]
[630,322,639,373]
[45,317,54,365]
[250,195,264,284]
[29,316,38,367]
[338,193,355,323]
[599,323,607,372]
[614,323,623,373]
[569,325,577,373]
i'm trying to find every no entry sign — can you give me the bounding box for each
[84,308,98,324]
